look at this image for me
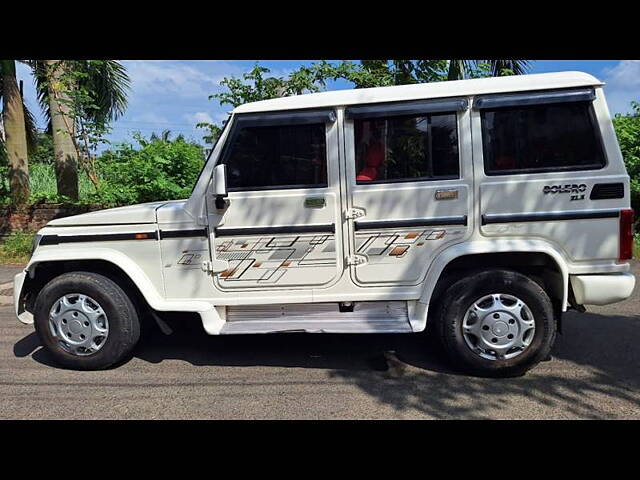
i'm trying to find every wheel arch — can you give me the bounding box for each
[19,248,215,321]
[413,240,570,332]
[22,259,153,319]
[19,248,163,321]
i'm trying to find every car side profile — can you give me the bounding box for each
[14,71,636,376]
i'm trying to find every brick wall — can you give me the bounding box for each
[0,204,106,237]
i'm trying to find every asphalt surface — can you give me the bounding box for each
[1,263,638,419]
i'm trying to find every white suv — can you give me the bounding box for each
[14,71,636,376]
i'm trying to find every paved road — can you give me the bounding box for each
[0,266,21,305]
[1,263,638,419]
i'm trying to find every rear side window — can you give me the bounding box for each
[354,113,459,184]
[224,123,327,191]
[481,102,606,175]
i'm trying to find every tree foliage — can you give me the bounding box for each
[197,60,530,146]
[3,131,205,207]
[30,60,130,195]
[197,62,343,145]
[91,133,204,205]
[29,132,54,164]
[613,101,640,225]
[32,60,130,127]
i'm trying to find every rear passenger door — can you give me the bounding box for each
[342,98,473,286]
[473,87,628,263]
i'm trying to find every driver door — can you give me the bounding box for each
[205,109,345,293]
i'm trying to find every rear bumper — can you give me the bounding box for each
[570,273,636,306]
[13,271,33,325]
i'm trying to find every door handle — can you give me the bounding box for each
[435,189,459,200]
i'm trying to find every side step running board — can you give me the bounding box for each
[221,319,412,334]
[220,301,413,334]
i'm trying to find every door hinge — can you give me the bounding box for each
[347,254,367,266]
[345,207,366,220]
[201,261,215,273]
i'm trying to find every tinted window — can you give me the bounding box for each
[354,113,459,184]
[224,123,327,190]
[482,102,606,174]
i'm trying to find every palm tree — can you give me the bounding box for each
[149,130,185,143]
[447,60,530,80]
[1,60,37,208]
[30,60,129,199]
[321,60,531,90]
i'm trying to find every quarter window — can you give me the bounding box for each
[354,113,459,184]
[481,102,606,174]
[224,123,327,190]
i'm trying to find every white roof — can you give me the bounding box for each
[233,71,603,114]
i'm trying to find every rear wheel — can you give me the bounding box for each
[34,272,140,370]
[435,269,557,377]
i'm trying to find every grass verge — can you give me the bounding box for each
[0,231,35,265]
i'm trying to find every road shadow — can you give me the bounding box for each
[324,310,640,418]
[13,331,42,358]
[13,331,63,369]
[135,319,458,374]
[14,309,640,418]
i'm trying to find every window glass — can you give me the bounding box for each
[224,123,327,190]
[354,113,459,184]
[481,102,606,174]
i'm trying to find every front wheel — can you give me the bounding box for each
[435,269,557,377]
[33,272,140,370]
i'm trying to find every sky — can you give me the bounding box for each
[14,60,640,150]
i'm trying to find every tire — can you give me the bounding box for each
[434,269,557,378]
[33,271,141,370]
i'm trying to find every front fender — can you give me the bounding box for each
[19,247,223,331]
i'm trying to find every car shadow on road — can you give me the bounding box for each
[324,311,640,418]
[136,319,460,375]
[14,310,640,418]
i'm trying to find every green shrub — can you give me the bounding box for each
[1,133,204,208]
[90,134,204,205]
[30,132,55,164]
[613,101,640,230]
[0,231,35,265]
[0,165,9,205]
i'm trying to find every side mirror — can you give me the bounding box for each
[213,163,228,209]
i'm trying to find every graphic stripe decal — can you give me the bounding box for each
[39,231,158,246]
[215,224,335,237]
[159,229,208,239]
[355,216,467,231]
[40,228,212,245]
[481,210,620,225]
